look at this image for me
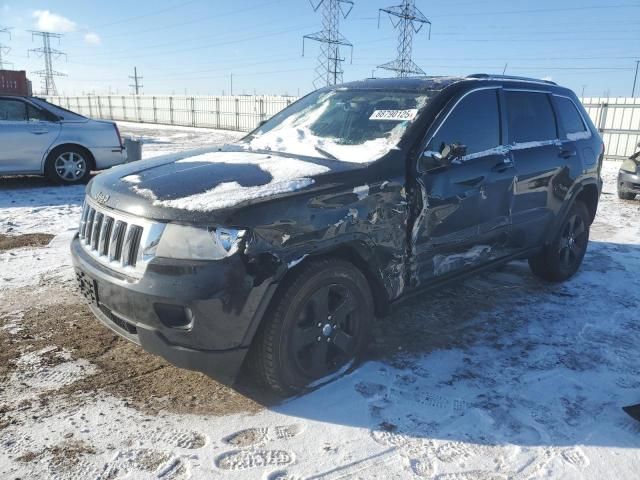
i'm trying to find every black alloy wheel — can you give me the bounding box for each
[249,258,374,395]
[291,283,362,379]
[528,200,591,282]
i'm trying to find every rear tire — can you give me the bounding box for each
[528,201,590,282]
[45,145,93,185]
[249,258,374,396]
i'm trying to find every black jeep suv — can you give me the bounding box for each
[71,74,603,395]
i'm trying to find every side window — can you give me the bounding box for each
[27,105,49,121]
[505,91,557,144]
[555,96,588,136]
[0,99,27,121]
[427,89,501,156]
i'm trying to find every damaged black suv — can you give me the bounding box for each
[71,74,603,394]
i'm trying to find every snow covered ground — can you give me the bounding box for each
[1,124,639,479]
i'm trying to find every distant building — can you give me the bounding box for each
[0,70,32,96]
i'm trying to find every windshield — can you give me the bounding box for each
[243,89,433,163]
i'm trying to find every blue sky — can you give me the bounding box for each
[1,0,639,97]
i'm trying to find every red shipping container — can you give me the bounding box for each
[0,70,31,96]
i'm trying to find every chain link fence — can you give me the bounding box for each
[44,94,640,159]
[44,94,299,132]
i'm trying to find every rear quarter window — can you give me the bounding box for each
[505,91,557,144]
[555,96,589,138]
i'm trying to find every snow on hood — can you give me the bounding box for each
[123,151,330,212]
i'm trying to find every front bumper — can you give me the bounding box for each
[71,235,277,384]
[618,170,640,195]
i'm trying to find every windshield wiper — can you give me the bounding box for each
[314,145,340,161]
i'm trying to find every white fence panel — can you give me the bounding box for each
[581,97,640,160]
[43,95,640,160]
[44,94,299,133]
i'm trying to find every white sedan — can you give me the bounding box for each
[0,96,127,184]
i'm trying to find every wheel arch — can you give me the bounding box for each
[44,143,97,172]
[543,178,601,246]
[280,243,390,319]
[575,182,599,225]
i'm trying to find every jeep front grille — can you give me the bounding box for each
[78,198,165,277]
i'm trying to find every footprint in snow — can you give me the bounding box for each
[223,424,304,447]
[216,425,302,472]
[101,448,187,480]
[265,469,301,480]
[561,447,589,468]
[354,381,388,399]
[147,427,207,449]
[223,427,269,448]
[215,449,294,471]
[409,458,434,477]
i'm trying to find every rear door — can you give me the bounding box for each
[0,98,61,174]
[505,90,571,249]
[412,87,517,283]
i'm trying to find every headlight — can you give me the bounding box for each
[155,224,246,260]
[621,159,638,173]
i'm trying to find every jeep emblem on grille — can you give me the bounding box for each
[95,192,110,204]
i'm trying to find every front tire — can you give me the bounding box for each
[45,146,93,185]
[249,258,374,396]
[528,201,590,282]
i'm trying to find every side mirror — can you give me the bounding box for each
[442,143,467,161]
[421,143,467,171]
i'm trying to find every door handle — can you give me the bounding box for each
[559,149,577,159]
[491,157,514,172]
[30,129,48,135]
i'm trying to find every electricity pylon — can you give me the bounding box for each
[28,31,67,95]
[0,26,12,69]
[303,0,354,88]
[378,0,431,77]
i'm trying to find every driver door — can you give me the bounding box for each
[411,87,516,283]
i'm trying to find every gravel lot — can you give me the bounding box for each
[1,124,639,479]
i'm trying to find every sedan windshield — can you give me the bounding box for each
[243,89,432,163]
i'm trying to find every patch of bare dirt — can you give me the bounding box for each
[1,287,265,416]
[0,233,54,251]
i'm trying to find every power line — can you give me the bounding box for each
[129,66,143,95]
[98,0,279,39]
[92,0,202,29]
[28,31,67,96]
[303,0,354,88]
[0,26,12,70]
[377,0,431,77]
[429,3,640,17]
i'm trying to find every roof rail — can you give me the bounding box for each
[466,73,557,86]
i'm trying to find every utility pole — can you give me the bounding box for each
[28,31,66,96]
[377,0,431,77]
[0,26,12,69]
[303,0,354,88]
[632,60,640,98]
[128,67,143,95]
[230,73,233,96]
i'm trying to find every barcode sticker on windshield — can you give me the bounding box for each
[369,109,417,121]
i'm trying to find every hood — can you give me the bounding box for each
[86,146,364,223]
